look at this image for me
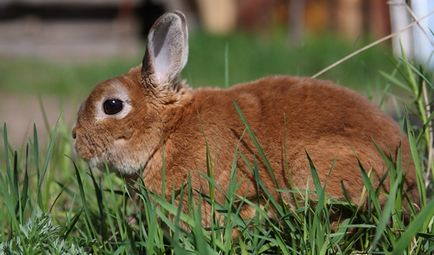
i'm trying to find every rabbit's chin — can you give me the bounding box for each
[88,155,142,176]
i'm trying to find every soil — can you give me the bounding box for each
[0,93,78,148]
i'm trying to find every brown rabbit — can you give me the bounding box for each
[73,12,417,224]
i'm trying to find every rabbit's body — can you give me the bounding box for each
[135,73,414,204]
[73,12,417,224]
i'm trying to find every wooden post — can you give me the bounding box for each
[336,0,363,40]
[289,0,305,47]
[196,0,237,35]
[410,0,434,69]
[368,0,390,39]
[389,0,413,58]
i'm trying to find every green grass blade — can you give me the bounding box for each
[37,95,51,135]
[71,159,96,238]
[392,198,434,254]
[380,71,411,93]
[19,145,30,221]
[88,167,107,240]
[306,152,323,194]
[370,179,400,251]
[3,123,10,172]
[12,151,20,218]
[233,101,280,192]
[407,129,426,206]
[48,186,65,213]
[38,117,60,199]
[153,195,195,228]
[33,124,42,207]
[63,209,82,238]
[358,159,382,215]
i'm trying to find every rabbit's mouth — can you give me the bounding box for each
[88,156,104,169]
[87,153,141,175]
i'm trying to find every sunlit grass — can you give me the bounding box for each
[0,57,433,254]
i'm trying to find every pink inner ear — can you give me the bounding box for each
[153,39,171,83]
[146,13,188,85]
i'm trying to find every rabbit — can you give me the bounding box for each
[73,11,417,225]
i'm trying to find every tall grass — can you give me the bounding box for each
[0,61,433,254]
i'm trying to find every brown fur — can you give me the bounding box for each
[73,12,417,227]
[74,67,417,222]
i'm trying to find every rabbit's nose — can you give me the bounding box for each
[72,127,77,139]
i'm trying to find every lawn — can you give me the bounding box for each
[0,31,396,97]
[0,31,433,254]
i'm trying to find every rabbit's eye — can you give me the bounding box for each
[103,99,124,115]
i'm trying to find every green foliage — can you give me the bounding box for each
[0,41,433,253]
[185,32,395,91]
[0,32,394,97]
[0,210,87,255]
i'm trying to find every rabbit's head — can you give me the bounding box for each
[72,12,190,175]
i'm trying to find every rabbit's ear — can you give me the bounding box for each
[142,11,188,88]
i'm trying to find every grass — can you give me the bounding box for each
[0,32,433,253]
[0,31,396,97]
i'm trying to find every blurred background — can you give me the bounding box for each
[0,0,433,146]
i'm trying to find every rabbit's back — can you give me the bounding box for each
[170,76,416,203]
